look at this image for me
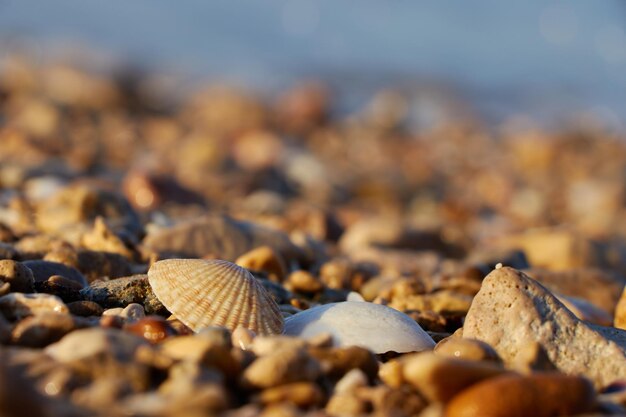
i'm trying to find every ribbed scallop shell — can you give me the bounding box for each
[147,259,283,335]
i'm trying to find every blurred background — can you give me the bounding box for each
[1,0,625,128]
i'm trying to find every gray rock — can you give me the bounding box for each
[463,266,626,388]
[23,260,87,287]
[80,275,166,315]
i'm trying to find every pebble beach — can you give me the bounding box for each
[0,56,625,417]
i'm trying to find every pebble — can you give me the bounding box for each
[444,373,595,417]
[11,312,80,347]
[66,300,104,317]
[402,351,509,403]
[285,270,323,293]
[0,292,69,320]
[463,266,626,388]
[241,345,322,389]
[0,260,35,293]
[434,337,501,363]
[236,246,288,282]
[125,316,176,343]
[22,260,88,287]
[256,382,325,408]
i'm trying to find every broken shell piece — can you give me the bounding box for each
[284,301,435,353]
[147,259,283,335]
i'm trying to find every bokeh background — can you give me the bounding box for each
[1,0,625,128]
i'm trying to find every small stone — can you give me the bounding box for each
[463,267,626,388]
[125,316,176,343]
[402,351,509,403]
[22,260,87,287]
[241,345,322,389]
[378,359,405,389]
[0,292,69,320]
[81,216,135,260]
[76,250,133,282]
[434,337,501,363]
[257,382,325,408]
[120,303,145,324]
[285,270,323,293]
[0,242,18,260]
[308,345,379,381]
[67,300,104,317]
[232,325,256,350]
[444,373,595,417]
[46,327,148,364]
[0,260,34,293]
[236,246,288,282]
[11,312,80,347]
[334,368,368,395]
[325,393,369,416]
[160,333,239,378]
[389,290,473,314]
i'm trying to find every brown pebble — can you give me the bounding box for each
[47,275,84,290]
[257,382,325,408]
[402,351,509,403]
[125,316,176,343]
[12,312,78,347]
[309,345,379,381]
[434,337,501,363]
[67,300,104,317]
[236,246,288,282]
[325,393,369,416]
[286,270,323,293]
[241,345,321,389]
[0,292,68,320]
[444,373,595,417]
[0,260,35,293]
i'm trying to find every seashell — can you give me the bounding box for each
[283,301,435,354]
[147,259,283,335]
[142,215,303,262]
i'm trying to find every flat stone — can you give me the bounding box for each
[463,267,626,388]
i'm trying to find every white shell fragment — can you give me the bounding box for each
[147,259,283,335]
[284,301,435,353]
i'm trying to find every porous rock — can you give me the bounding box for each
[80,275,166,315]
[463,266,626,388]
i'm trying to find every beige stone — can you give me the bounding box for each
[12,312,79,347]
[389,290,473,313]
[241,345,321,389]
[402,351,509,403]
[257,382,324,408]
[0,292,68,320]
[444,373,595,417]
[434,337,500,363]
[463,267,626,388]
[236,246,287,282]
